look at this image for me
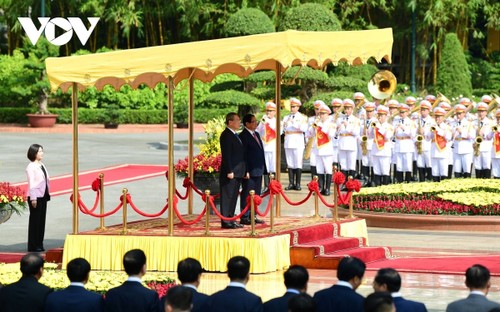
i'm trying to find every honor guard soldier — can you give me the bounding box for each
[439,101,455,178]
[331,98,344,169]
[481,95,494,119]
[306,104,336,195]
[425,94,436,106]
[415,100,434,181]
[337,99,361,180]
[354,92,366,120]
[407,96,419,180]
[473,102,493,178]
[405,96,418,114]
[393,103,417,183]
[283,98,308,190]
[368,105,394,186]
[452,104,475,178]
[359,102,377,186]
[387,99,400,183]
[459,97,476,122]
[306,100,323,180]
[425,107,452,182]
[256,101,277,192]
[486,109,500,178]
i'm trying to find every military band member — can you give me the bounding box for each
[481,95,495,119]
[405,96,417,114]
[368,105,393,186]
[354,92,367,120]
[306,104,336,195]
[336,99,360,179]
[392,104,416,183]
[387,99,400,182]
[459,97,476,122]
[486,109,500,178]
[425,94,436,106]
[359,102,377,185]
[283,98,308,191]
[330,98,344,169]
[452,104,475,178]
[439,101,455,178]
[256,101,277,192]
[406,96,418,180]
[425,107,452,182]
[473,102,493,178]
[415,100,434,182]
[307,101,323,180]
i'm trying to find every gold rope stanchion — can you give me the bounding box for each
[332,166,339,222]
[204,190,211,236]
[249,190,257,237]
[348,176,355,219]
[121,188,128,235]
[313,176,320,218]
[98,173,105,230]
[269,174,275,233]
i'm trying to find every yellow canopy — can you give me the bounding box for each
[46,28,393,92]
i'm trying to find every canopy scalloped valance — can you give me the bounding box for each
[46,28,393,92]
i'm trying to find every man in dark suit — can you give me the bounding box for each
[45,257,104,312]
[373,268,427,312]
[0,253,52,312]
[264,265,309,312]
[204,256,263,312]
[104,249,161,312]
[220,112,246,229]
[288,293,316,312]
[313,256,366,312]
[164,286,192,312]
[239,114,267,225]
[364,292,395,312]
[446,264,500,312]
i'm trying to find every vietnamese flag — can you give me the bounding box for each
[375,128,385,150]
[263,123,276,143]
[434,131,447,152]
[495,132,500,155]
[316,126,330,148]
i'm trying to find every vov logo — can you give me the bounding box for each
[18,17,100,46]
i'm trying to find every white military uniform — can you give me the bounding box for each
[256,116,277,172]
[416,115,434,170]
[283,112,308,169]
[452,117,475,175]
[337,114,360,173]
[369,121,393,177]
[426,121,452,178]
[307,115,320,170]
[486,118,500,177]
[393,116,416,173]
[473,117,493,172]
[307,118,336,175]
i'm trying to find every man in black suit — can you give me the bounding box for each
[313,256,366,312]
[239,114,267,225]
[0,253,52,312]
[446,264,500,312]
[204,256,263,312]
[220,112,246,229]
[288,293,316,312]
[364,292,395,312]
[373,268,427,312]
[104,249,161,312]
[45,257,104,312]
[264,265,309,312]
[164,286,193,312]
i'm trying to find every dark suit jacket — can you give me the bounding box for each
[263,291,298,312]
[239,128,267,177]
[0,275,52,312]
[204,285,263,312]
[220,128,246,177]
[161,286,208,312]
[313,284,364,312]
[45,285,104,312]
[104,281,160,312]
[393,296,427,312]
[446,293,500,312]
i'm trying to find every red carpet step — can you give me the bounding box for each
[289,221,392,269]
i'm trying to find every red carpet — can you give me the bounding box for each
[367,255,500,276]
[12,164,168,197]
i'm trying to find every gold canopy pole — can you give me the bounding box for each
[167,77,175,236]
[275,63,282,217]
[71,82,79,234]
[188,71,194,214]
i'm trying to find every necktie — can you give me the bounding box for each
[458,121,461,126]
[253,132,261,148]
[480,122,483,128]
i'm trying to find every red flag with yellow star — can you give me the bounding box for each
[263,123,276,143]
[316,126,330,148]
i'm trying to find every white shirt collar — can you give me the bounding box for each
[228,281,246,289]
[69,282,85,287]
[286,289,301,294]
[127,276,142,283]
[336,280,353,289]
[183,284,197,291]
[391,292,402,298]
[470,290,486,296]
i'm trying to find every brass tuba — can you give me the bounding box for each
[367,70,397,100]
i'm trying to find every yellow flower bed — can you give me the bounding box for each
[437,191,500,207]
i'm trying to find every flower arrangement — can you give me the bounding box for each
[353,179,500,216]
[0,262,176,296]
[175,117,226,178]
[0,182,27,216]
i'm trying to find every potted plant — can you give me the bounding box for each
[100,104,121,129]
[0,182,27,225]
[173,100,188,128]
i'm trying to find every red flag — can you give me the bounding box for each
[316,126,330,148]
[375,128,385,150]
[434,131,447,152]
[495,132,500,155]
[263,123,276,143]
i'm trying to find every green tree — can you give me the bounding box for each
[279,3,341,31]
[225,8,274,37]
[436,33,472,98]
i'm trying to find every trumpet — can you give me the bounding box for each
[430,126,437,132]
[360,135,368,155]
[474,136,483,156]
[371,122,378,128]
[415,135,424,155]
[493,125,498,132]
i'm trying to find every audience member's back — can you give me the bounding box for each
[263,265,309,312]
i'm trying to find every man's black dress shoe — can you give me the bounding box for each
[221,222,243,229]
[28,248,45,252]
[240,218,265,225]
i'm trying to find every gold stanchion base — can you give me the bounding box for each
[96,226,107,231]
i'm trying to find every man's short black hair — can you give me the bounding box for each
[27,144,43,162]
[227,256,250,281]
[288,293,316,312]
[177,257,203,284]
[165,285,192,312]
[242,114,255,126]
[465,264,490,289]
[364,292,394,312]
[20,253,44,276]
[374,268,401,293]
[66,258,91,283]
[337,257,366,282]
[284,265,309,290]
[123,249,146,276]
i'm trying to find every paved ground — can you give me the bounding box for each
[1,123,500,311]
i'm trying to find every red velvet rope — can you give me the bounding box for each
[255,194,273,217]
[208,197,251,221]
[91,178,101,192]
[317,190,335,208]
[126,193,169,218]
[70,192,100,213]
[172,200,207,225]
[76,196,123,217]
